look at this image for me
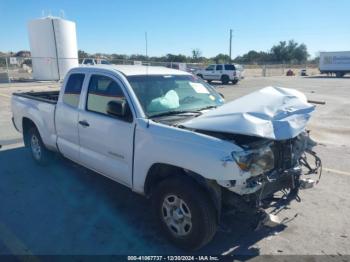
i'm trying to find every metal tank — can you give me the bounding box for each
[28,16,78,81]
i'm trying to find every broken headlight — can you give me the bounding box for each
[232,144,274,176]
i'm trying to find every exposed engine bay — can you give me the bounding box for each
[196,129,322,229]
[198,129,322,196]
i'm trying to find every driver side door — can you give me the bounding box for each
[78,73,135,187]
[203,64,216,80]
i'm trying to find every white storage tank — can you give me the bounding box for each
[28,16,78,81]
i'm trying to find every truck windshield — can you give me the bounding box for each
[127,75,224,117]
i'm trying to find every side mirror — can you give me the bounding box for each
[106,100,131,121]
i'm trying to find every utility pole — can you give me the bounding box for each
[229,29,233,62]
[145,32,148,59]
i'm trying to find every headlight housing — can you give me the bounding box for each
[232,143,274,176]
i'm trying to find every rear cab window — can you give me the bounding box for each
[224,64,236,70]
[216,65,223,70]
[62,73,85,107]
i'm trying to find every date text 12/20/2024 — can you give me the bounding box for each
[127,256,220,261]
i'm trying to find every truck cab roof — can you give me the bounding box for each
[75,64,191,76]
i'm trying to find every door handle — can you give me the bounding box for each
[79,120,90,127]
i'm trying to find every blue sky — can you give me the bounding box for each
[0,0,349,58]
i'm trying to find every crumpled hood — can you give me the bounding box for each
[182,86,315,140]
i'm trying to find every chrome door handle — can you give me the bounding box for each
[78,120,90,127]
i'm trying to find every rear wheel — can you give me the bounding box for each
[28,128,51,165]
[207,80,212,83]
[221,75,229,85]
[196,74,203,79]
[336,72,344,78]
[152,176,217,250]
[231,79,238,85]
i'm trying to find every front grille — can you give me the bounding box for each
[273,140,294,170]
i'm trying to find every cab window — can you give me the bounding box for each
[216,65,223,70]
[224,64,236,70]
[63,73,85,107]
[86,75,130,119]
[206,65,215,71]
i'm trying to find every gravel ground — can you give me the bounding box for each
[0,76,349,257]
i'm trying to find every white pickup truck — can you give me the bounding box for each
[11,65,321,250]
[195,64,243,84]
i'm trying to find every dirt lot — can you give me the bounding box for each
[0,76,349,257]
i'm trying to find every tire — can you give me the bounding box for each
[152,176,217,251]
[231,79,238,85]
[196,74,203,79]
[336,72,344,78]
[27,127,51,165]
[221,75,229,85]
[207,80,212,83]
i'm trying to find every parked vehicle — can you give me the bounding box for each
[286,69,295,76]
[195,64,243,84]
[300,69,307,76]
[11,65,321,250]
[319,51,350,78]
[81,58,110,65]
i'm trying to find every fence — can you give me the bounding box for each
[0,56,319,83]
[0,56,33,83]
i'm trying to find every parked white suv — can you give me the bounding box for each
[81,58,110,65]
[196,64,243,85]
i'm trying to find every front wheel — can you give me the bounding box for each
[152,177,217,250]
[28,128,51,165]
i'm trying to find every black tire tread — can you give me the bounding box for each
[28,127,52,165]
[152,176,217,250]
[221,75,229,85]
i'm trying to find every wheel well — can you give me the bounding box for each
[144,163,222,219]
[22,118,36,147]
[221,74,229,79]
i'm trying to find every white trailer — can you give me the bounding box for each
[319,51,350,78]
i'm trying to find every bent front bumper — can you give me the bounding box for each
[222,149,322,213]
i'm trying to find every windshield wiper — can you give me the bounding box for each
[197,105,218,111]
[149,110,202,118]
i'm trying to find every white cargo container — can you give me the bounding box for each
[28,16,78,81]
[319,51,350,78]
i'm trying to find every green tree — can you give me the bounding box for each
[78,50,89,59]
[165,54,188,62]
[212,53,231,64]
[191,49,202,62]
[270,40,309,63]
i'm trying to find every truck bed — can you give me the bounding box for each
[13,91,59,104]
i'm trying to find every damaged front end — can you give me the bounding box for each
[181,86,322,226]
[219,131,322,227]
[240,131,322,199]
